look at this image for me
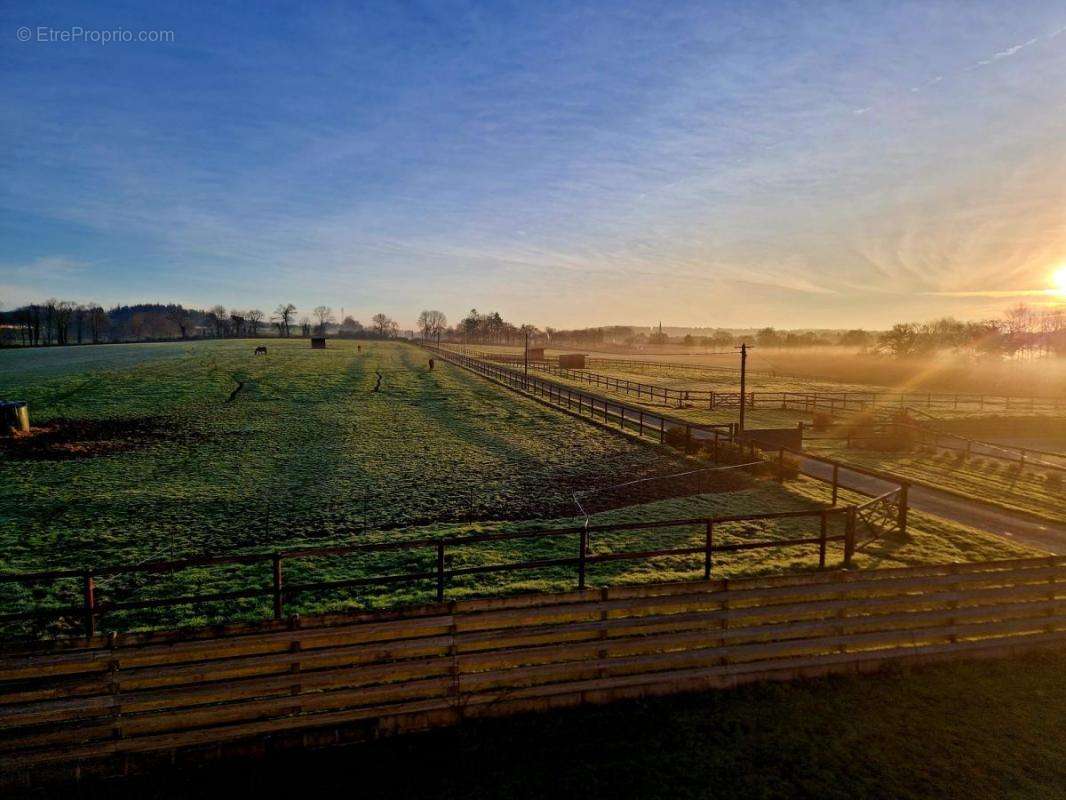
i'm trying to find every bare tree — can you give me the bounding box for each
[273,303,296,337]
[73,305,86,345]
[246,309,264,336]
[88,306,108,343]
[42,299,58,345]
[1004,304,1035,358]
[167,307,191,339]
[312,305,334,335]
[417,310,448,343]
[208,305,228,337]
[372,313,397,338]
[299,316,311,337]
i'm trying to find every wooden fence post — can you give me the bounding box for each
[844,507,856,567]
[82,572,96,638]
[578,529,588,590]
[898,483,909,536]
[704,521,713,579]
[272,554,284,620]
[818,512,827,569]
[436,541,446,602]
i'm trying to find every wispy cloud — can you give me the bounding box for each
[2,256,92,277]
[855,24,1060,113]
[2,4,1064,328]
[923,289,1052,297]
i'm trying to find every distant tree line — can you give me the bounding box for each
[4,297,1061,358]
[877,305,1065,359]
[434,303,1064,360]
[0,300,405,347]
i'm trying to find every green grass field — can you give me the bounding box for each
[0,339,1039,636]
[55,650,1066,800]
[0,339,700,566]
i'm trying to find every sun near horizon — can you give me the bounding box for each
[1052,266,1066,297]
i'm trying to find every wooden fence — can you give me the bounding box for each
[0,509,854,640]
[430,345,910,515]
[425,344,735,446]
[2,556,1063,787]
[453,348,1065,415]
[805,421,1066,474]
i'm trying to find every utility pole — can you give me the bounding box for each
[524,327,529,389]
[738,342,748,434]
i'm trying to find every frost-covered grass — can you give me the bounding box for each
[0,339,696,571]
[0,339,1036,637]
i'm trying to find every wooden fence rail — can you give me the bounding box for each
[0,510,855,641]
[428,345,911,533]
[809,420,1066,474]
[453,347,1065,415]
[2,556,1063,787]
[425,344,735,445]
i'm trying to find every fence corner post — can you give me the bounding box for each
[898,482,910,537]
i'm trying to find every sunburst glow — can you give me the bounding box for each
[1053,267,1066,296]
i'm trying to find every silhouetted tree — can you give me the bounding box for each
[273,303,296,337]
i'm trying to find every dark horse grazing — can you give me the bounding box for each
[254,346,268,356]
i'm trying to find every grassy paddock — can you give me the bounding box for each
[1,477,1037,637]
[42,650,1066,800]
[0,339,1040,637]
[0,339,694,570]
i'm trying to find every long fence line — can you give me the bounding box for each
[805,420,1066,474]
[0,510,857,640]
[2,556,1063,786]
[427,344,735,447]
[453,347,1066,415]
[427,344,911,533]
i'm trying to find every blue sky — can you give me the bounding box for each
[2,1,1064,328]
